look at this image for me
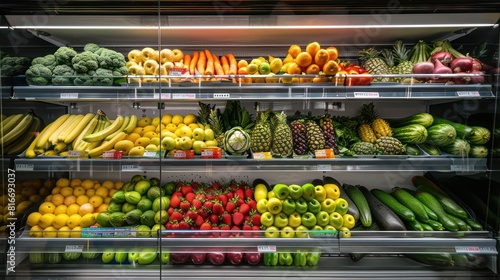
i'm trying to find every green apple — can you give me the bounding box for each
[288,212,301,228]
[258,62,271,75]
[273,212,289,228]
[204,128,215,140]
[272,183,289,200]
[280,226,295,238]
[192,128,205,141]
[161,136,176,150]
[311,225,323,231]
[267,198,282,215]
[320,198,336,214]
[260,212,275,227]
[177,136,192,150]
[264,226,280,238]
[334,198,349,215]
[329,212,344,230]
[301,212,317,229]
[314,185,327,202]
[316,211,330,227]
[192,140,207,155]
[340,226,351,238]
[342,213,356,229]
[288,184,303,200]
[301,183,316,201]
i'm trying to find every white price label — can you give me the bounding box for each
[172,93,196,99]
[60,93,78,99]
[122,165,139,171]
[455,246,497,253]
[257,245,276,253]
[456,91,480,97]
[354,92,379,98]
[16,164,34,171]
[65,245,84,252]
[213,93,230,98]
[317,164,332,171]
[153,93,171,99]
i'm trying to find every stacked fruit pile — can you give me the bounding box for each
[255,181,354,238]
[27,178,122,238]
[263,251,321,267]
[1,110,44,156]
[1,178,55,231]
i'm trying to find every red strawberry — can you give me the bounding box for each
[181,185,193,196]
[172,191,183,198]
[170,222,180,230]
[179,220,190,230]
[230,225,241,237]
[180,199,191,212]
[209,214,219,225]
[242,224,253,237]
[170,196,181,208]
[200,222,212,230]
[232,212,244,226]
[226,191,234,200]
[197,208,209,219]
[212,181,223,190]
[165,222,172,230]
[251,212,261,227]
[247,200,257,211]
[169,211,183,222]
[213,203,224,215]
[235,189,244,200]
[244,188,253,199]
[185,192,196,203]
[239,203,250,215]
[221,213,232,227]
[218,194,228,206]
[191,182,199,189]
[191,199,202,210]
[186,208,198,221]
[236,197,244,207]
[225,201,236,213]
[220,224,230,237]
[252,225,261,237]
[167,207,175,216]
[194,215,204,227]
[211,226,220,237]
[203,201,213,212]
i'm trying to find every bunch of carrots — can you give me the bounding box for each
[185,50,238,80]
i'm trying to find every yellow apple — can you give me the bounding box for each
[145,144,159,152]
[161,136,176,150]
[178,136,192,150]
[192,140,207,155]
[178,125,192,138]
[204,129,215,140]
[204,140,218,147]
[192,128,205,141]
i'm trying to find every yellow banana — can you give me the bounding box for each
[5,115,42,155]
[54,142,68,154]
[63,113,95,144]
[87,131,127,158]
[0,113,33,147]
[44,150,57,156]
[49,114,78,145]
[57,114,85,142]
[1,114,25,136]
[24,123,54,158]
[123,114,138,134]
[105,115,130,141]
[83,114,124,143]
[36,114,70,149]
[71,114,99,149]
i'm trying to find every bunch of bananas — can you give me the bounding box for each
[1,110,44,156]
[25,109,137,158]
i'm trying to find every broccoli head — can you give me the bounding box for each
[83,43,100,53]
[98,49,126,70]
[54,47,77,66]
[0,56,31,76]
[72,51,99,73]
[25,64,52,85]
[1,65,14,76]
[16,57,31,67]
[92,68,114,86]
[1,57,16,66]
[73,70,96,86]
[52,65,75,86]
[32,55,57,70]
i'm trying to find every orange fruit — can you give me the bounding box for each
[295,52,312,68]
[52,213,69,229]
[70,226,82,238]
[89,195,103,208]
[73,186,86,197]
[93,183,102,190]
[323,60,341,75]
[76,195,89,206]
[287,62,302,75]
[306,41,321,58]
[326,46,339,61]
[237,59,248,69]
[55,178,70,188]
[288,44,302,58]
[51,187,61,195]
[38,213,56,228]
[66,214,81,229]
[57,226,71,238]
[27,212,42,227]
[102,180,115,190]
[114,181,124,190]
[70,178,82,187]
[86,189,96,197]
[63,195,77,206]
[51,193,65,206]
[95,187,109,198]
[54,204,68,216]
[314,49,330,66]
[59,187,74,197]
[306,64,321,75]
[29,225,43,237]
[66,204,80,216]
[78,203,95,216]
[44,195,53,203]
[81,179,95,190]
[97,203,108,213]
[39,201,56,214]
[42,226,58,238]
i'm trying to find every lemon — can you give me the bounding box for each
[70,226,82,238]
[66,204,80,216]
[52,214,69,229]
[76,195,89,206]
[43,226,58,238]
[70,178,82,187]
[57,226,71,238]
[80,213,97,228]
[81,179,95,190]
[55,178,70,188]
[39,201,56,214]
[95,187,109,198]
[89,195,104,208]
[54,205,68,216]
[183,113,197,125]
[38,213,56,228]
[29,225,43,237]
[102,180,115,190]
[171,114,184,125]
[67,214,81,229]
[27,212,42,227]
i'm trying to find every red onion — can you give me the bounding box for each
[431,52,453,66]
[452,72,471,84]
[469,70,485,84]
[450,57,473,73]
[412,62,434,81]
[471,58,483,71]
[432,59,452,83]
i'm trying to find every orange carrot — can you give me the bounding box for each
[197,51,206,75]
[213,54,225,76]
[220,55,230,75]
[204,49,214,75]
[190,51,199,75]
[226,53,237,75]
[183,54,191,71]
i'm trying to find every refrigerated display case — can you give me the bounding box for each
[1,1,500,279]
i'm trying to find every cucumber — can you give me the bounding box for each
[371,188,415,221]
[420,223,434,231]
[391,187,429,223]
[405,253,454,267]
[422,204,439,221]
[392,124,428,144]
[418,143,441,156]
[427,219,444,231]
[432,117,473,139]
[451,254,487,268]
[339,185,360,221]
[358,185,406,231]
[405,219,424,231]
[388,112,434,128]
[343,184,371,227]
[446,214,470,231]
[415,191,459,232]
[425,124,456,146]
[463,218,483,231]
[412,176,469,220]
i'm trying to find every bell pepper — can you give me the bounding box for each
[295,198,308,214]
[293,251,307,267]
[307,252,321,266]
[161,252,170,264]
[279,252,293,266]
[263,252,279,266]
[138,248,158,265]
[281,198,296,216]
[272,183,290,200]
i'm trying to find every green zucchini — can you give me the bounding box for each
[425,124,456,146]
[451,254,487,268]
[415,191,459,232]
[446,214,470,231]
[405,144,421,155]
[391,187,430,223]
[463,218,483,231]
[358,185,406,231]
[405,253,454,267]
[371,188,415,221]
[432,117,473,139]
[469,145,488,158]
[420,223,434,231]
[343,184,371,227]
[441,139,471,157]
[467,126,491,145]
[418,143,441,156]
[405,219,424,231]
[427,219,444,231]
[388,112,434,128]
[422,204,439,221]
[392,124,428,144]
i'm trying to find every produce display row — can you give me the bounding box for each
[13,39,493,87]
[0,101,491,159]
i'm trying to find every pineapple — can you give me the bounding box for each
[359,48,390,82]
[319,114,339,154]
[393,40,414,83]
[375,136,405,155]
[351,141,376,155]
[381,49,398,82]
[251,109,272,152]
[358,124,377,143]
[357,102,392,139]
[271,111,293,157]
[199,101,224,146]
[291,120,309,155]
[305,119,325,151]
